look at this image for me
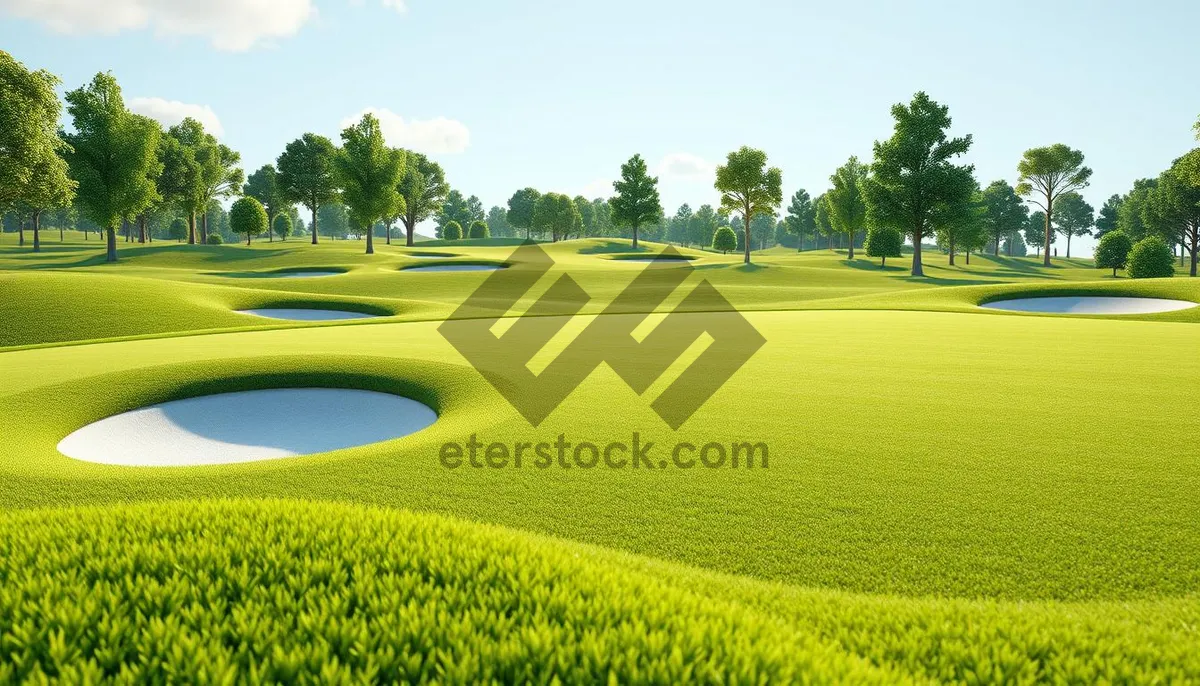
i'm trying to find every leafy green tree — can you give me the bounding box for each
[486,205,512,237]
[688,204,718,248]
[229,197,267,245]
[1015,144,1092,266]
[862,92,975,277]
[666,204,693,245]
[318,202,349,239]
[1127,235,1175,278]
[573,196,595,239]
[243,165,286,243]
[532,192,582,242]
[712,226,737,254]
[715,146,782,265]
[825,157,869,259]
[1001,233,1027,257]
[814,194,835,249]
[610,155,662,250]
[442,220,462,241]
[195,137,242,244]
[62,72,159,262]
[395,152,448,246]
[1024,211,1045,257]
[1115,179,1156,243]
[933,183,985,266]
[783,189,815,251]
[273,213,292,241]
[1051,192,1093,259]
[750,212,776,250]
[506,188,541,240]
[980,180,1028,256]
[158,121,204,244]
[21,139,76,253]
[469,219,489,238]
[1094,194,1122,238]
[167,217,188,242]
[1142,150,1200,276]
[1094,230,1132,277]
[437,189,483,238]
[864,226,902,267]
[591,198,613,238]
[277,133,339,244]
[333,113,406,255]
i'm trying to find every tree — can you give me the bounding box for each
[1051,192,1093,259]
[1024,211,1046,257]
[571,196,595,239]
[243,165,286,243]
[714,146,783,265]
[862,92,975,277]
[784,189,815,252]
[933,183,985,266]
[194,135,242,244]
[864,226,902,267]
[825,157,868,259]
[159,120,204,244]
[273,213,292,241]
[712,226,737,254]
[442,220,462,241]
[1001,233,1027,257]
[229,197,267,245]
[1127,235,1175,279]
[610,154,663,250]
[532,192,582,243]
[167,217,188,242]
[469,219,489,238]
[486,205,512,237]
[62,72,159,263]
[814,194,835,249]
[1015,144,1092,266]
[1115,179,1157,243]
[980,180,1027,256]
[333,113,405,255]
[1143,150,1200,276]
[396,152,448,246]
[318,202,350,239]
[1094,194,1122,238]
[437,189,483,238]
[0,52,76,253]
[506,188,541,240]
[277,133,339,244]
[666,203,693,245]
[1094,230,1132,277]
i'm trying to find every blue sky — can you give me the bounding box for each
[2,0,1197,253]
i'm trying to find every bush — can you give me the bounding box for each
[229,197,268,245]
[1094,230,1133,277]
[443,220,463,241]
[1127,235,1175,279]
[712,226,737,254]
[864,227,902,267]
[205,233,222,245]
[469,220,490,239]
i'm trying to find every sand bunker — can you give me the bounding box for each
[980,296,1196,315]
[402,264,505,272]
[406,252,457,258]
[238,308,380,321]
[616,256,692,263]
[58,388,437,466]
[226,270,342,278]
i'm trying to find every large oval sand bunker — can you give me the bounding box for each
[58,388,437,466]
[980,296,1196,315]
[237,308,381,321]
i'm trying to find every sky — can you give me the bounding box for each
[2,0,1198,255]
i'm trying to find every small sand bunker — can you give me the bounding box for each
[981,296,1196,315]
[58,388,437,466]
[238,308,380,321]
[616,256,692,263]
[406,252,457,258]
[402,264,505,272]
[225,270,343,279]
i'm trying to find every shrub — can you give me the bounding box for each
[468,220,490,239]
[712,226,737,254]
[443,220,463,241]
[1094,230,1133,277]
[229,197,268,246]
[864,227,902,267]
[1127,235,1175,279]
[205,232,222,245]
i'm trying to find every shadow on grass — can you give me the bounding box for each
[577,240,647,254]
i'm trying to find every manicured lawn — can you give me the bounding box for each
[2,235,1199,681]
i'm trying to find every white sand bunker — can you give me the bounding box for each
[616,256,692,263]
[402,264,505,272]
[238,308,380,321]
[406,252,457,258]
[228,270,342,278]
[58,388,437,467]
[981,296,1196,314]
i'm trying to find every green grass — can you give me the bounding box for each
[2,234,1200,681]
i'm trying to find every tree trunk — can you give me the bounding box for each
[385,221,391,245]
[911,226,925,277]
[966,249,971,265]
[881,256,886,268]
[632,224,640,250]
[106,225,117,262]
[200,213,208,243]
[948,236,956,266]
[405,218,415,247]
[138,214,147,243]
[188,212,196,244]
[311,205,319,244]
[742,214,751,265]
[18,217,25,247]
[1066,233,1071,259]
[1043,194,1053,267]
[32,210,41,252]
[267,208,273,242]
[59,224,64,242]
[1190,226,1198,277]
[1006,237,1012,257]
[994,235,1000,256]
[847,231,855,259]
[366,223,374,254]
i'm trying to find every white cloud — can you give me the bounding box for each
[128,97,224,137]
[381,0,406,12]
[657,152,714,180]
[341,107,470,155]
[0,0,315,51]
[574,179,614,200]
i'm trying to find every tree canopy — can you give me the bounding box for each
[532,192,582,242]
[783,189,815,252]
[396,152,448,247]
[229,196,268,245]
[611,154,663,250]
[825,157,868,259]
[1051,191,1094,259]
[277,133,339,244]
[980,180,1027,256]
[333,113,406,255]
[1015,143,1092,265]
[244,164,287,242]
[715,146,782,265]
[1094,230,1132,277]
